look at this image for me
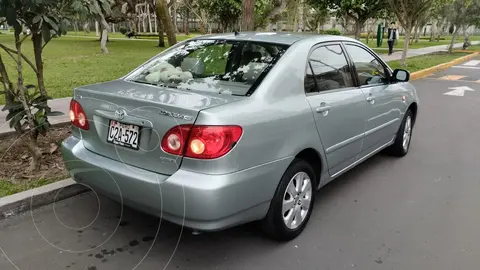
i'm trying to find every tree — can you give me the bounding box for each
[181,0,210,34]
[306,4,330,32]
[0,0,66,171]
[387,0,435,66]
[258,0,290,30]
[198,0,242,31]
[71,0,115,53]
[429,0,451,42]
[315,0,388,40]
[444,0,480,53]
[242,0,256,30]
[156,0,177,46]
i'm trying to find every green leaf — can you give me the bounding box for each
[46,111,64,116]
[33,15,42,24]
[6,110,26,121]
[9,113,23,129]
[59,20,68,36]
[6,7,16,26]
[1,102,23,111]
[43,16,59,31]
[41,23,52,44]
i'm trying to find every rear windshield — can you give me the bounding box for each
[125,39,289,96]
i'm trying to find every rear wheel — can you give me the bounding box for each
[388,109,413,157]
[261,158,316,241]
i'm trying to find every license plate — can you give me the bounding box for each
[107,120,140,150]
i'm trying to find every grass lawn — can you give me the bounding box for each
[0,35,169,104]
[388,52,470,73]
[0,34,476,105]
[0,179,56,197]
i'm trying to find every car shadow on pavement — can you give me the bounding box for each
[21,151,401,270]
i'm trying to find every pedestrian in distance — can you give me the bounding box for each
[387,22,398,55]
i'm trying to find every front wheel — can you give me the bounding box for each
[261,159,316,241]
[388,110,413,157]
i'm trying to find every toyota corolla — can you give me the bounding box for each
[62,32,419,241]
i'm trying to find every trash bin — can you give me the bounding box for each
[377,23,383,48]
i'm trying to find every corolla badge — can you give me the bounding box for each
[115,109,127,120]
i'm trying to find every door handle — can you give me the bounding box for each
[366,96,376,104]
[316,106,331,114]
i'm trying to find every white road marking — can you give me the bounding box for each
[443,86,475,97]
[452,66,480,69]
[462,60,480,66]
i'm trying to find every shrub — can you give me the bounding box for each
[119,27,128,35]
[360,33,378,39]
[324,28,341,35]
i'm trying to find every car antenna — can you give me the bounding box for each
[234,30,240,36]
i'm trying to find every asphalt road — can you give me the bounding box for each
[2,58,480,270]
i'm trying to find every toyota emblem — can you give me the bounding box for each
[115,109,126,120]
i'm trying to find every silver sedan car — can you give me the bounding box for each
[62,32,419,241]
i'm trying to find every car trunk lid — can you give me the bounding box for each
[74,80,242,175]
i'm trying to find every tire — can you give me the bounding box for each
[388,109,413,157]
[261,158,316,241]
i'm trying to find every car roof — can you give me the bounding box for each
[191,32,359,45]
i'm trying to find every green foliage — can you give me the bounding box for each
[0,0,69,44]
[1,85,63,135]
[254,0,274,29]
[119,26,128,35]
[324,28,342,35]
[318,0,388,23]
[198,0,242,30]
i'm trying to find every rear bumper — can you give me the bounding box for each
[61,136,292,231]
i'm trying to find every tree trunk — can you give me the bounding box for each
[401,24,412,66]
[157,17,165,47]
[172,1,179,34]
[156,0,177,46]
[297,0,304,32]
[14,30,41,171]
[31,33,47,98]
[430,20,436,42]
[147,4,153,33]
[199,20,206,34]
[83,22,90,33]
[95,21,100,36]
[0,54,15,106]
[242,0,256,31]
[99,15,110,54]
[183,11,187,33]
[185,10,190,35]
[415,25,422,43]
[463,25,469,42]
[448,27,458,53]
[354,20,363,40]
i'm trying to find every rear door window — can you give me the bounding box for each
[305,44,354,93]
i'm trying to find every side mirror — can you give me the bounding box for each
[392,69,410,82]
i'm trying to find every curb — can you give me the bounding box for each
[410,52,479,80]
[0,178,88,221]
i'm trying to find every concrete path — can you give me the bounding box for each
[0,41,478,135]
[380,41,480,61]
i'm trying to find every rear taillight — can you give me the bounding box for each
[69,99,89,130]
[161,125,243,159]
[161,125,192,155]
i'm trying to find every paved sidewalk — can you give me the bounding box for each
[380,41,480,61]
[0,41,478,136]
